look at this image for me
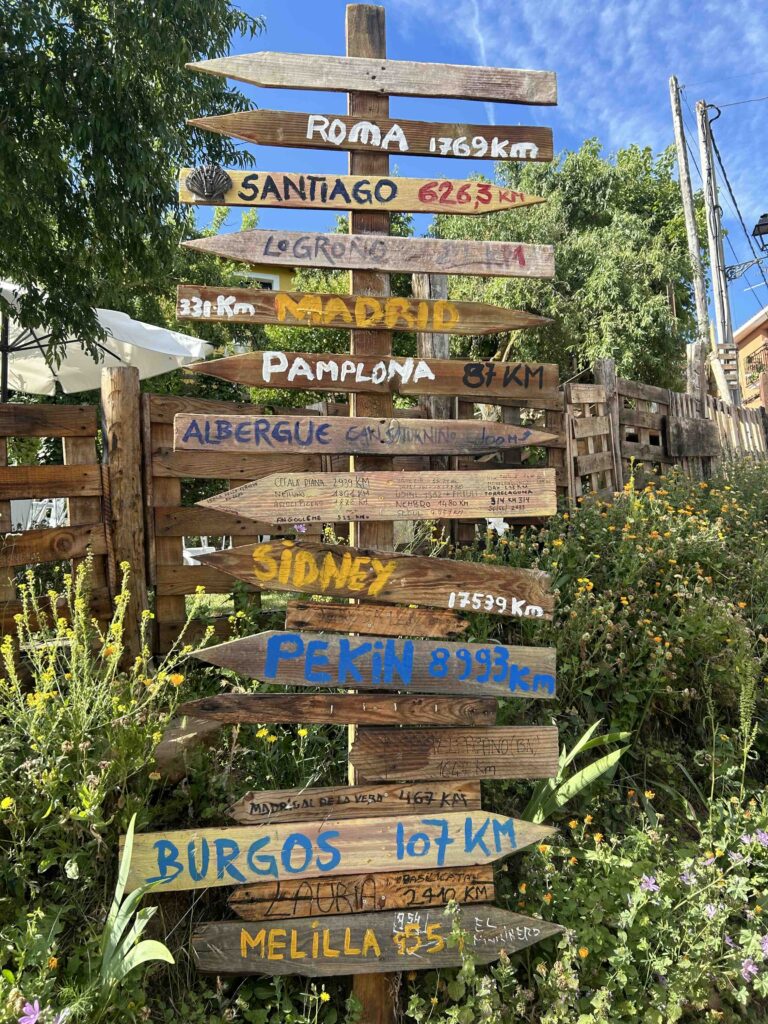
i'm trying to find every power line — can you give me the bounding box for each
[684,67,768,90]
[718,94,768,108]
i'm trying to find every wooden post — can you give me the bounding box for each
[593,358,623,491]
[101,366,149,659]
[686,340,707,417]
[346,6,397,1021]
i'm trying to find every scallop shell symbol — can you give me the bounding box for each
[185,165,233,202]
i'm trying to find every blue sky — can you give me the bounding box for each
[214,0,768,330]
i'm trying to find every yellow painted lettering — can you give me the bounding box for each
[434,301,460,332]
[319,551,352,592]
[346,556,372,592]
[343,928,361,955]
[361,929,382,957]
[322,296,354,325]
[292,550,320,588]
[267,929,287,960]
[384,297,416,329]
[415,300,430,330]
[311,920,320,958]
[355,296,384,328]
[276,293,323,325]
[278,541,295,585]
[322,930,340,957]
[241,928,266,959]
[289,930,307,959]
[251,542,278,582]
[367,558,397,597]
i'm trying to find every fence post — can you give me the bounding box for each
[101,366,148,659]
[593,358,623,490]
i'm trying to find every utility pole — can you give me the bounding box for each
[696,99,740,402]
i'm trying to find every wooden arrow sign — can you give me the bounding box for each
[175,411,558,457]
[176,286,550,333]
[123,811,554,892]
[186,112,553,162]
[193,630,557,699]
[192,906,563,975]
[197,468,557,525]
[178,692,497,729]
[350,726,559,782]
[193,538,554,620]
[183,230,554,279]
[187,351,560,405]
[187,52,557,105]
[228,865,495,920]
[229,781,483,826]
[284,601,469,639]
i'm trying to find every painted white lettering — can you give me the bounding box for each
[306,114,329,141]
[286,356,313,382]
[381,124,408,152]
[262,351,289,382]
[348,120,381,147]
[328,118,347,146]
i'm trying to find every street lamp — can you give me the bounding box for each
[753,213,768,252]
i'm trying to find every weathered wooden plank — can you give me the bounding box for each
[184,230,554,279]
[151,447,321,480]
[0,465,102,500]
[124,811,555,892]
[174,412,559,456]
[0,404,97,438]
[198,539,553,619]
[616,378,670,405]
[153,506,278,537]
[229,781,482,825]
[179,167,548,211]
[155,564,258,596]
[0,523,107,567]
[177,692,497,728]
[571,415,611,440]
[620,407,665,430]
[187,52,557,105]
[228,865,495,920]
[574,450,614,476]
[620,440,672,462]
[197,469,557,525]
[284,601,469,638]
[176,286,550,333]
[194,630,557,699]
[351,726,558,782]
[192,906,562,975]
[666,416,720,457]
[188,350,559,403]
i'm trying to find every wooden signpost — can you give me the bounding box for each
[284,601,469,638]
[176,285,550,333]
[175,411,558,456]
[186,52,557,105]
[192,906,564,976]
[196,469,558,525]
[193,630,557,699]
[178,692,498,728]
[350,726,559,782]
[183,229,555,279]
[228,865,495,920]
[192,537,554,619]
[124,811,555,893]
[186,112,553,162]
[229,780,483,825]
[188,350,560,404]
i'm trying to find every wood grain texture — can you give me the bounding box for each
[123,811,555,892]
[351,726,559,782]
[185,112,551,161]
[177,692,497,728]
[0,523,107,567]
[666,416,720,457]
[153,714,224,784]
[186,52,557,104]
[229,780,482,825]
[0,464,103,500]
[197,538,554,619]
[187,351,559,403]
[153,506,278,537]
[174,412,558,456]
[284,601,469,638]
[193,630,557,699]
[183,229,554,279]
[197,469,558,525]
[151,446,321,480]
[228,865,495,919]
[192,906,563,975]
[179,167,548,209]
[176,285,550,333]
[0,404,96,438]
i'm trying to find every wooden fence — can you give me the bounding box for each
[0,359,766,653]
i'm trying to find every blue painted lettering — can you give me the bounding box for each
[465,817,491,856]
[316,831,342,872]
[214,838,246,882]
[146,839,184,885]
[282,834,313,873]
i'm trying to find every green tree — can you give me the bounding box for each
[433,140,696,388]
[1,0,264,353]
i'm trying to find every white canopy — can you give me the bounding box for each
[0,280,211,395]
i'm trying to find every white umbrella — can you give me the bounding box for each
[0,280,212,397]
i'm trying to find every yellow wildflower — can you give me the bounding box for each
[569,856,578,865]
[320,992,330,1003]
[552,538,564,547]
[169,673,184,686]
[266,734,278,744]
[538,844,551,854]
[48,956,59,970]
[297,728,309,738]
[431,997,439,1006]
[594,833,604,844]
[737,601,747,609]
[568,819,578,829]
[578,947,589,959]
[584,814,593,825]
[1,796,14,810]
[256,727,269,738]
[644,789,655,799]
[543,892,553,904]
[148,771,161,781]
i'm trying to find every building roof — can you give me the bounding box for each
[734,306,768,346]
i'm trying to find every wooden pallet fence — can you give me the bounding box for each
[564,382,618,499]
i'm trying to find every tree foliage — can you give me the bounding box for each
[433,140,696,387]
[1,0,264,354]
